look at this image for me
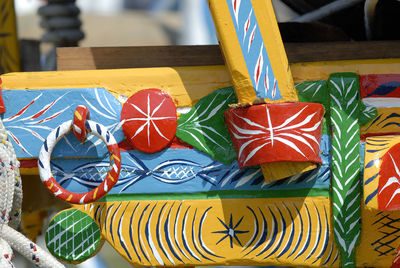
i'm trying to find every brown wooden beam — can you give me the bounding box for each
[57,45,225,70]
[57,41,400,71]
[284,41,400,62]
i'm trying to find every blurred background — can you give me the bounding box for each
[13,0,400,71]
[9,0,400,267]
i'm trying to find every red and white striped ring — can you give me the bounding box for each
[38,120,121,204]
[73,105,90,142]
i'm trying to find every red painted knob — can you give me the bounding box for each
[121,88,177,153]
[73,105,90,142]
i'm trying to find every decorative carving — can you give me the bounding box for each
[224,102,324,168]
[176,87,237,164]
[121,88,177,154]
[329,73,361,267]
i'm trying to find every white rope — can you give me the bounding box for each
[0,120,64,268]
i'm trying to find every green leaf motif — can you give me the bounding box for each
[329,73,361,268]
[359,102,378,126]
[296,80,330,109]
[296,80,330,134]
[46,209,101,263]
[176,87,237,164]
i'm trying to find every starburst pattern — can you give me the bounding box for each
[212,214,249,248]
[121,89,177,153]
[127,96,173,145]
[225,102,324,168]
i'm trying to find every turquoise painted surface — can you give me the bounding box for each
[3,88,123,158]
[226,0,281,100]
[51,135,330,195]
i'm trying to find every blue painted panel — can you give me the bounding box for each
[51,135,331,194]
[3,88,123,158]
[226,0,282,100]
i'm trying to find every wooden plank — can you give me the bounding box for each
[284,41,400,62]
[57,45,225,70]
[57,41,400,71]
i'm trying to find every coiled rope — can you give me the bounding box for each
[0,120,64,267]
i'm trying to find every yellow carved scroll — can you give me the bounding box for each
[70,196,339,267]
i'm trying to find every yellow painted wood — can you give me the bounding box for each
[7,59,400,176]
[0,66,232,108]
[21,210,47,242]
[361,107,400,136]
[0,0,20,73]
[251,0,297,102]
[362,136,400,210]
[291,58,400,83]
[252,0,310,182]
[207,0,320,182]
[73,196,339,267]
[4,59,400,103]
[357,204,400,268]
[19,167,38,175]
[206,0,256,104]
[261,162,317,183]
[207,0,297,104]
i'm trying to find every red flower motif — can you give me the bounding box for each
[121,89,177,153]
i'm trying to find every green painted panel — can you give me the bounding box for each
[329,73,361,267]
[176,87,237,164]
[46,209,101,263]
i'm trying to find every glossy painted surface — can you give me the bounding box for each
[360,74,400,98]
[38,120,121,204]
[329,73,361,267]
[176,87,237,164]
[361,107,400,136]
[207,0,297,104]
[393,245,400,268]
[360,136,400,267]
[121,89,177,153]
[363,136,396,208]
[291,59,400,83]
[72,105,90,142]
[0,89,5,114]
[3,88,123,159]
[357,207,400,267]
[379,143,400,210]
[49,197,339,267]
[51,136,330,196]
[2,60,400,99]
[46,209,102,263]
[0,66,233,109]
[2,45,400,266]
[225,102,324,168]
[226,0,281,100]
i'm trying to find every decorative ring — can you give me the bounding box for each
[73,105,90,142]
[38,120,121,204]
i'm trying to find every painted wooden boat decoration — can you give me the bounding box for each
[2,63,400,267]
[2,0,400,267]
